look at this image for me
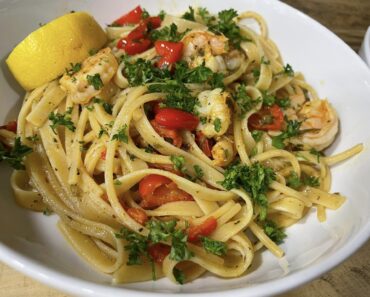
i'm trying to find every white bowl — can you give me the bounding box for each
[359,26,370,67]
[0,0,370,296]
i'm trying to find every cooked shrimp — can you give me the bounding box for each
[211,136,236,167]
[182,31,228,73]
[60,48,118,104]
[297,99,339,151]
[196,88,231,138]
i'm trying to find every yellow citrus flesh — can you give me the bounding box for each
[6,12,107,91]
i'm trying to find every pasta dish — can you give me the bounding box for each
[0,5,363,285]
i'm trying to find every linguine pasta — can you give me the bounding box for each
[3,6,363,285]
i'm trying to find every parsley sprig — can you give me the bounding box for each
[271,120,301,149]
[262,219,286,244]
[234,84,260,116]
[208,9,246,48]
[0,137,32,170]
[48,107,75,133]
[220,162,276,220]
[112,124,129,143]
[201,237,227,256]
[150,23,188,42]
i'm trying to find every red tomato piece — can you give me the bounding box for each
[126,207,148,225]
[155,108,199,131]
[140,181,193,209]
[144,16,162,29]
[139,174,172,198]
[155,41,183,68]
[150,120,183,147]
[0,120,17,133]
[195,131,213,158]
[188,217,218,242]
[100,147,107,160]
[248,104,284,131]
[148,243,171,263]
[117,37,152,55]
[113,5,143,25]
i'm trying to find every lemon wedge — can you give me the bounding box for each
[6,12,107,91]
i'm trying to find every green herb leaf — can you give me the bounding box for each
[170,228,194,261]
[303,176,320,187]
[65,63,81,76]
[170,155,186,172]
[147,219,177,243]
[309,148,323,163]
[200,237,227,256]
[88,48,98,56]
[282,64,294,77]
[26,134,39,142]
[220,162,275,220]
[234,84,260,116]
[48,107,75,133]
[0,137,32,170]
[92,97,113,114]
[271,120,301,149]
[286,171,302,190]
[43,208,53,216]
[173,268,185,284]
[213,118,222,132]
[262,91,276,107]
[158,10,166,20]
[115,228,148,265]
[251,130,263,142]
[262,219,286,244]
[112,124,128,143]
[208,9,245,48]
[87,73,103,90]
[150,23,188,42]
[182,6,195,21]
[276,98,291,109]
[193,165,204,179]
[198,7,215,25]
[142,8,150,19]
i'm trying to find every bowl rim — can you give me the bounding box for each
[0,0,370,296]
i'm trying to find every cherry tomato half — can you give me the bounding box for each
[248,104,284,131]
[155,41,183,68]
[0,120,17,133]
[150,120,183,147]
[195,131,213,158]
[139,174,172,198]
[148,243,171,263]
[188,217,218,242]
[113,5,143,26]
[155,108,199,131]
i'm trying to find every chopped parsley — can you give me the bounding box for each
[147,219,177,243]
[144,145,155,153]
[201,237,227,256]
[173,268,185,285]
[310,148,323,163]
[262,91,276,107]
[193,165,204,179]
[113,179,122,186]
[170,155,186,172]
[234,84,260,116]
[208,9,245,48]
[48,107,75,133]
[252,68,261,81]
[287,171,320,189]
[122,57,171,86]
[262,219,286,244]
[0,137,32,170]
[92,97,113,115]
[282,64,294,77]
[86,73,103,90]
[170,227,194,261]
[182,6,195,21]
[220,162,276,220]
[158,10,166,20]
[65,63,81,76]
[198,7,215,25]
[271,120,301,149]
[150,23,188,42]
[142,8,150,19]
[112,124,128,143]
[115,228,149,265]
[261,56,270,65]
[213,118,222,132]
[251,130,263,142]
[88,48,98,56]
[149,80,198,113]
[277,98,291,109]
